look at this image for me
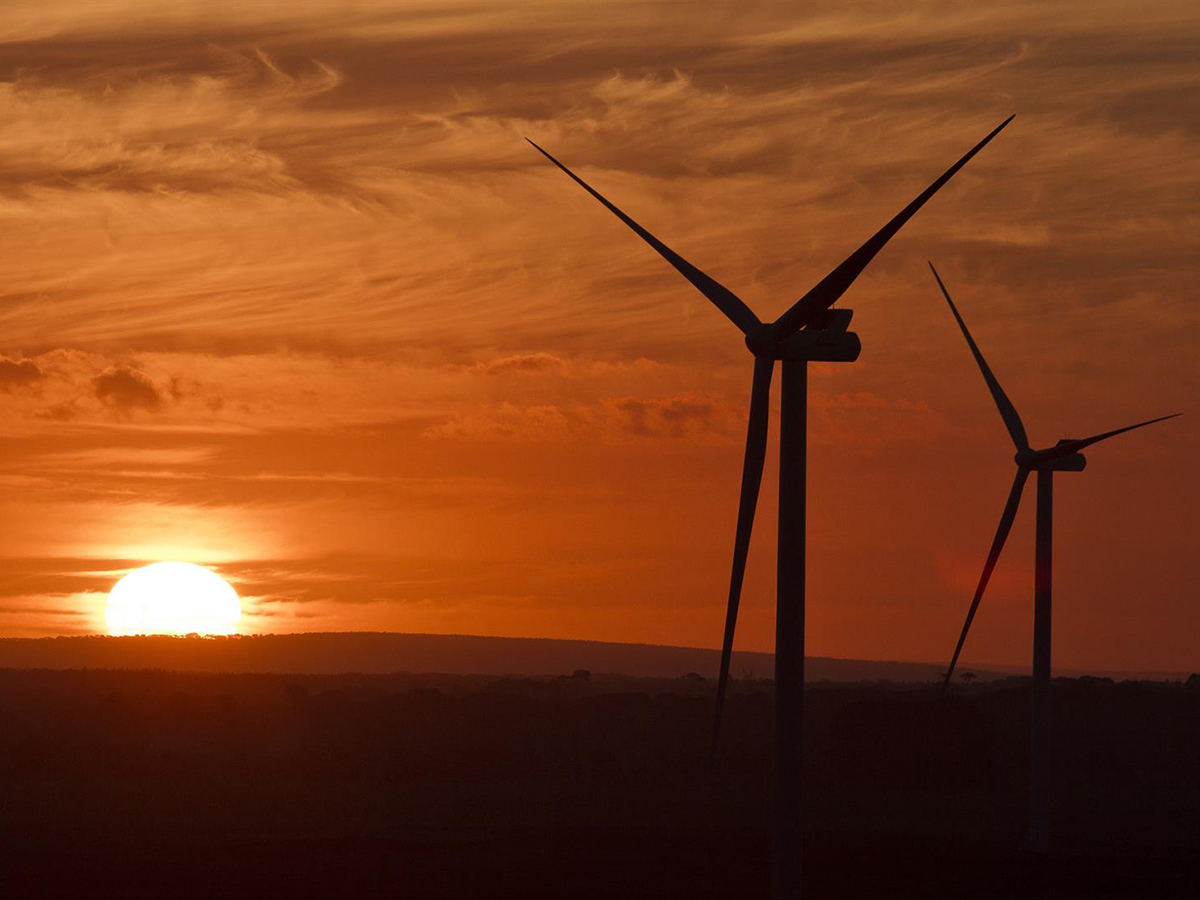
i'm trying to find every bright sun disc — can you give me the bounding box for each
[106,562,241,636]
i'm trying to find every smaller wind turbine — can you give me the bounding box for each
[930,262,1179,858]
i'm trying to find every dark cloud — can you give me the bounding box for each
[35,401,78,422]
[424,403,571,442]
[0,356,42,391]
[607,396,724,438]
[0,556,142,599]
[93,366,164,412]
[422,394,737,442]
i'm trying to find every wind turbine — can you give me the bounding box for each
[528,118,1012,899]
[929,262,1179,858]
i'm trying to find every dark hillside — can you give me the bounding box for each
[0,668,1195,897]
[0,632,960,681]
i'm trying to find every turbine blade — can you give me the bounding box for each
[943,467,1029,692]
[1054,413,1181,455]
[712,356,774,759]
[527,139,762,335]
[771,115,1014,340]
[929,262,1030,451]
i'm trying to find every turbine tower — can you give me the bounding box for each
[528,118,1012,900]
[930,262,1179,859]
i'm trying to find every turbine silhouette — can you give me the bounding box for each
[929,262,1179,858]
[529,118,1012,899]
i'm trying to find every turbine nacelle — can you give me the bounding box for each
[1016,448,1087,472]
[745,310,862,362]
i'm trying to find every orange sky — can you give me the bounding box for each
[0,1,1196,672]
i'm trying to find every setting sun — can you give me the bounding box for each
[105,562,241,636]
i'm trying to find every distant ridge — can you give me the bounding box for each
[0,632,944,680]
[0,632,1184,681]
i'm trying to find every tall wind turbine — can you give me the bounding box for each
[528,118,1012,899]
[930,263,1179,858]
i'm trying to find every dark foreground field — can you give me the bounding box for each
[0,668,1196,898]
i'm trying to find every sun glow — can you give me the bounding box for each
[106,562,241,636]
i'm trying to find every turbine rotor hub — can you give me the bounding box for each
[744,324,782,357]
